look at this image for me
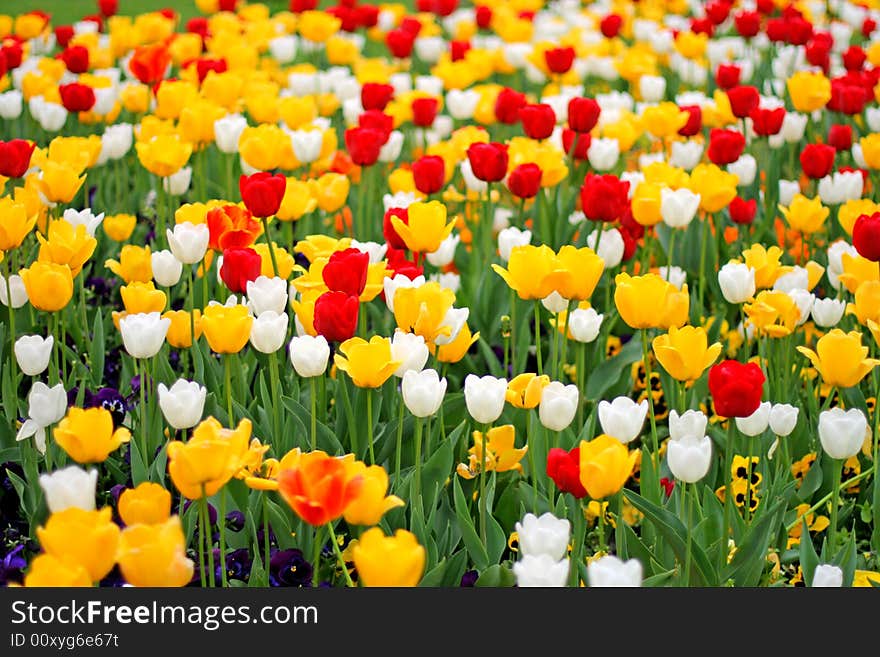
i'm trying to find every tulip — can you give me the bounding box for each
[391,330,429,377]
[201,303,253,354]
[36,507,120,583]
[351,527,425,587]
[819,408,867,460]
[20,262,74,312]
[38,465,97,513]
[506,373,550,409]
[614,272,689,330]
[0,274,28,309]
[769,403,799,437]
[0,139,35,178]
[334,334,401,388]
[342,462,405,526]
[587,554,643,587]
[598,397,649,444]
[14,335,53,376]
[718,262,756,304]
[538,382,579,432]
[660,187,700,228]
[313,291,359,343]
[220,247,262,294]
[277,450,363,526]
[652,325,722,382]
[735,401,771,436]
[667,410,708,442]
[23,554,92,587]
[54,407,131,464]
[546,446,587,498]
[323,248,369,297]
[464,374,509,425]
[157,379,207,431]
[401,369,447,418]
[708,360,765,418]
[245,276,288,317]
[0,197,36,251]
[513,554,569,587]
[563,306,603,343]
[250,310,289,354]
[118,482,172,526]
[497,227,532,262]
[466,142,509,182]
[135,134,192,178]
[516,512,570,561]
[492,244,566,300]
[579,434,639,499]
[853,212,880,262]
[581,174,629,223]
[119,312,171,360]
[214,113,248,154]
[151,250,183,287]
[16,381,67,454]
[391,201,455,255]
[167,417,251,499]
[667,433,712,483]
[117,517,194,587]
[796,329,880,389]
[425,234,459,268]
[105,245,153,283]
[240,172,286,218]
[288,334,330,378]
[290,129,323,164]
[811,564,844,588]
[587,138,620,171]
[162,166,192,196]
[811,297,846,327]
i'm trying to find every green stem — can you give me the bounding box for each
[698,214,711,319]
[219,488,227,587]
[261,217,279,278]
[527,412,538,513]
[269,351,281,446]
[224,354,234,425]
[262,494,271,582]
[478,423,488,545]
[394,394,404,486]
[597,498,607,553]
[78,274,90,358]
[197,493,206,588]
[366,388,375,465]
[339,374,358,457]
[576,342,586,430]
[720,420,735,574]
[138,358,148,467]
[509,289,516,372]
[200,486,216,588]
[668,226,676,268]
[683,482,693,587]
[534,302,543,376]
[310,376,318,452]
[640,329,660,490]
[828,457,843,550]
[3,258,17,391]
[413,418,423,515]
[188,264,196,352]
[312,525,323,587]
[327,523,354,587]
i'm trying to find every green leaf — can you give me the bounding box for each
[724,495,788,586]
[586,337,642,400]
[421,438,453,512]
[90,309,105,387]
[620,523,666,577]
[475,563,515,587]
[798,452,824,501]
[266,499,295,549]
[453,476,489,570]
[130,442,148,486]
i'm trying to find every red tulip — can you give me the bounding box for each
[843,45,867,72]
[494,87,527,125]
[239,173,286,218]
[386,28,416,58]
[707,128,745,165]
[828,80,868,115]
[715,64,741,90]
[1,40,23,70]
[599,14,622,38]
[507,163,542,199]
[357,110,393,143]
[678,105,702,136]
[322,248,369,297]
[728,197,757,225]
[544,46,575,74]
[58,83,96,113]
[466,142,509,182]
[450,39,470,61]
[412,97,439,127]
[412,155,446,195]
[344,127,384,166]
[400,17,422,36]
[313,291,359,343]
[708,360,765,418]
[207,205,262,251]
[475,5,492,29]
[580,173,629,223]
[734,10,761,38]
[59,45,89,74]
[386,246,423,280]
[749,107,785,136]
[546,447,587,499]
[220,247,262,294]
[863,18,877,38]
[355,5,379,28]
[383,207,408,250]
[691,17,715,37]
[799,144,835,180]
[54,25,75,49]
[726,85,760,119]
[98,0,119,16]
[660,477,675,498]
[853,212,880,262]
[361,82,394,111]
[0,139,36,179]
[705,0,731,25]
[828,124,853,151]
[561,129,591,160]
[289,0,319,12]
[519,103,556,140]
[567,97,600,132]
[195,58,227,84]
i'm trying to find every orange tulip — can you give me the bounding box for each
[276,451,364,526]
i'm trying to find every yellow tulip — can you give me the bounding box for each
[742,244,791,289]
[361,261,392,303]
[309,172,350,213]
[689,163,737,213]
[579,434,639,500]
[119,281,166,315]
[797,329,880,389]
[103,213,137,242]
[276,178,317,221]
[167,417,252,499]
[351,527,425,587]
[456,425,527,479]
[392,200,456,254]
[36,220,96,277]
[44,135,102,172]
[298,10,341,42]
[436,323,479,363]
[506,373,550,409]
[860,133,880,170]
[642,102,689,138]
[118,482,172,526]
[342,461,405,526]
[120,83,150,114]
[135,134,193,177]
[334,335,401,388]
[614,272,689,330]
[37,161,85,204]
[36,507,120,583]
[19,261,74,312]
[643,162,690,189]
[555,245,604,300]
[178,99,225,145]
[0,197,36,251]
[153,79,199,121]
[786,71,832,112]
[674,31,707,59]
[291,290,320,337]
[839,253,880,294]
[393,282,456,344]
[24,553,92,587]
[54,407,131,464]
[175,202,210,226]
[847,280,880,325]
[743,290,801,338]
[837,199,879,236]
[117,516,194,587]
[105,244,153,283]
[238,124,288,172]
[254,243,296,280]
[631,181,664,227]
[200,303,253,354]
[492,244,569,300]
[293,234,352,262]
[779,194,828,235]
[163,309,202,348]
[279,96,318,130]
[652,325,721,382]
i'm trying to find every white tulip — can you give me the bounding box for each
[513,554,569,587]
[639,76,666,103]
[434,307,469,346]
[585,227,623,269]
[151,250,183,287]
[667,433,712,483]
[246,276,288,316]
[658,266,687,291]
[39,465,97,513]
[383,274,425,313]
[660,187,701,228]
[269,35,298,63]
[290,129,323,164]
[539,382,579,432]
[98,122,133,163]
[249,311,289,354]
[14,335,53,376]
[620,172,644,198]
[773,266,809,293]
[162,166,192,196]
[214,114,248,154]
[769,403,799,437]
[288,334,330,378]
[497,227,532,262]
[778,179,801,206]
[119,312,171,359]
[391,330,429,377]
[781,111,807,143]
[818,171,863,205]
[587,137,620,171]
[718,262,756,304]
[16,382,67,454]
[464,374,508,425]
[401,368,447,418]
[515,512,571,561]
[826,240,858,291]
[62,208,104,237]
[669,140,704,170]
[430,272,460,293]
[810,297,845,327]
[811,564,843,587]
[415,36,445,63]
[157,379,207,430]
[36,100,67,132]
[728,154,757,187]
[446,89,480,120]
[167,222,210,265]
[378,130,404,162]
[566,307,603,343]
[668,409,708,442]
[0,89,23,119]
[853,142,867,169]
[598,396,648,444]
[541,291,569,314]
[0,274,29,309]
[733,400,771,438]
[788,289,815,326]
[382,191,419,213]
[818,407,867,460]
[587,554,643,587]
[460,159,487,194]
[426,234,459,268]
[350,240,388,264]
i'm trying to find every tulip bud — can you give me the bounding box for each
[119,312,171,359]
[157,379,207,431]
[246,276,288,316]
[735,401,771,436]
[539,382,579,432]
[151,249,183,287]
[667,433,712,483]
[810,297,845,327]
[391,330,429,377]
[0,274,29,308]
[249,310,289,354]
[598,396,648,444]
[16,381,67,454]
[668,409,708,442]
[818,407,867,460]
[718,262,756,304]
[167,222,209,265]
[811,564,843,587]
[14,334,53,376]
[587,554,643,587]
[464,374,508,425]
[288,334,331,378]
[515,512,570,561]
[660,187,701,228]
[513,554,569,587]
[39,465,97,513]
[401,368,447,418]
[769,403,799,436]
[567,307,603,343]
